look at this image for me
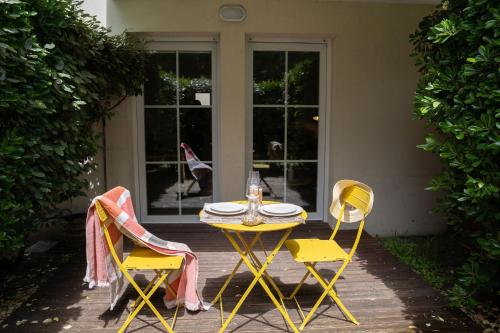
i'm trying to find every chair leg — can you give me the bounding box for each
[285,262,317,300]
[131,269,177,309]
[153,269,178,299]
[119,270,175,333]
[157,269,180,330]
[170,301,181,330]
[184,179,197,196]
[303,262,359,328]
[130,272,160,309]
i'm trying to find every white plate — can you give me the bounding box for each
[259,204,302,216]
[205,202,247,215]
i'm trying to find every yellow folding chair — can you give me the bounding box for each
[95,201,183,333]
[284,183,373,330]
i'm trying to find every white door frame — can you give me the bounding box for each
[136,40,219,223]
[246,41,328,221]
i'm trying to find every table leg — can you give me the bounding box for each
[235,232,286,300]
[212,232,262,305]
[218,229,299,333]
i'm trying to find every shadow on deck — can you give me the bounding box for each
[0,223,480,333]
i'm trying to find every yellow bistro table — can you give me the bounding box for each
[201,201,307,333]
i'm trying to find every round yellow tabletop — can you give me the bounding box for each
[200,200,308,232]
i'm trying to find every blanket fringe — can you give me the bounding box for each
[163,298,211,311]
[83,276,110,288]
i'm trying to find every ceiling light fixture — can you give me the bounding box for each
[219,5,246,22]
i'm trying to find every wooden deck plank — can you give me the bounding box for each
[0,223,480,332]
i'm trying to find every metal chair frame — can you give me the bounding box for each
[284,185,372,330]
[95,201,182,333]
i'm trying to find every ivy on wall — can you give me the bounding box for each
[411,0,499,308]
[0,0,146,257]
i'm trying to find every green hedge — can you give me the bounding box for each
[0,0,145,257]
[411,0,499,308]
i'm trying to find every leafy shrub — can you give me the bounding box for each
[0,0,145,258]
[411,0,499,308]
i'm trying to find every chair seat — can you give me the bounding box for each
[285,239,348,262]
[122,246,183,270]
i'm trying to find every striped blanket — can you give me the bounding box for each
[84,186,209,311]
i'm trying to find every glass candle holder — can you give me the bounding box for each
[243,194,262,226]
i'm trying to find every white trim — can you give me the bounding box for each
[253,104,319,108]
[318,42,328,222]
[213,39,222,202]
[144,105,212,108]
[324,39,333,224]
[247,34,331,45]
[283,51,288,202]
[132,96,141,219]
[145,161,213,164]
[146,41,217,51]
[245,43,253,189]
[246,41,328,221]
[137,40,219,223]
[132,32,219,43]
[332,0,438,3]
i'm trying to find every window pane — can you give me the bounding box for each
[179,52,212,105]
[147,164,179,215]
[144,53,176,105]
[286,163,317,211]
[253,51,285,105]
[179,108,212,161]
[288,52,319,105]
[287,108,319,160]
[180,162,213,215]
[253,107,284,160]
[254,163,284,200]
[145,108,177,161]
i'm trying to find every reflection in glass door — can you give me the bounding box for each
[138,42,217,221]
[249,43,326,217]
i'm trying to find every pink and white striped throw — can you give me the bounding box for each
[84,186,209,311]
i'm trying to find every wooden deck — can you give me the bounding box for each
[1,223,480,333]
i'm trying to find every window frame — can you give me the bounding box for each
[137,41,219,223]
[246,41,328,221]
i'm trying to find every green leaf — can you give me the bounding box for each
[54,146,64,156]
[0,0,146,262]
[411,0,499,308]
[24,37,33,50]
[2,28,19,34]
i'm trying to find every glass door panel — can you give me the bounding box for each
[140,45,216,221]
[250,45,325,216]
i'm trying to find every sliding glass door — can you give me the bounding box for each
[138,42,217,222]
[248,42,326,219]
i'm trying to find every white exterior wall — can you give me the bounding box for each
[81,0,107,26]
[57,1,108,213]
[76,0,445,236]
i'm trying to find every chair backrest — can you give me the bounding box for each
[341,185,372,216]
[95,200,124,265]
[328,184,373,259]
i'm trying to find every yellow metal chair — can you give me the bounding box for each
[284,184,373,330]
[95,201,183,333]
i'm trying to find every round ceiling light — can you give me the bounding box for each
[219,5,246,22]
